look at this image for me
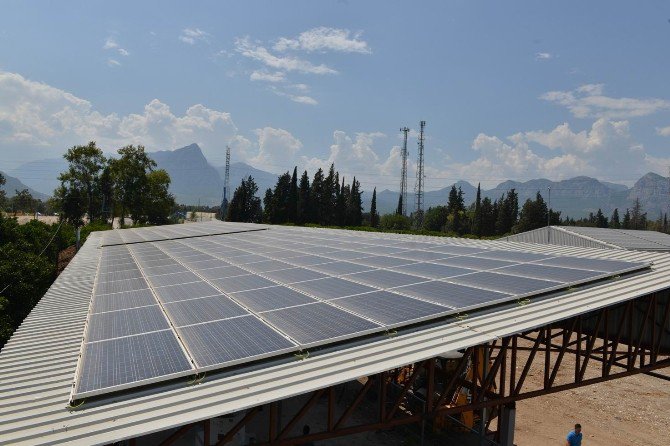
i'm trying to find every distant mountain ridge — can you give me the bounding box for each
[0,171,49,200]
[7,143,669,217]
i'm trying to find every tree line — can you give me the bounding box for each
[226,164,365,227]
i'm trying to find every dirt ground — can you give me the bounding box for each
[513,337,670,446]
[14,214,59,225]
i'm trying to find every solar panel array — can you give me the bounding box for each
[100,221,267,246]
[74,224,650,399]
[560,226,670,251]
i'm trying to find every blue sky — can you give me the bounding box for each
[1,0,670,189]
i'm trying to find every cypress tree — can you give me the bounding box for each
[370,187,379,228]
[312,168,325,225]
[287,167,298,223]
[610,208,620,229]
[297,170,310,224]
[472,183,482,237]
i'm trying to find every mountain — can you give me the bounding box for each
[10,158,68,196]
[0,172,49,200]
[627,172,669,218]
[218,162,279,198]
[151,144,223,205]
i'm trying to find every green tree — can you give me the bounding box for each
[109,145,156,226]
[370,187,379,228]
[622,209,631,229]
[472,183,482,237]
[262,188,273,223]
[345,177,363,226]
[311,168,326,225]
[10,189,35,215]
[595,208,608,228]
[58,142,106,223]
[0,173,6,211]
[630,198,647,230]
[144,170,175,225]
[515,192,548,233]
[297,170,311,224]
[480,197,496,236]
[610,208,621,229]
[379,213,412,230]
[396,195,403,216]
[495,189,519,235]
[227,176,262,223]
[423,206,448,232]
[287,167,298,223]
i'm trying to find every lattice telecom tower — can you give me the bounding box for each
[414,121,426,225]
[220,146,231,219]
[398,127,410,216]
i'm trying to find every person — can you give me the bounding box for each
[302,425,315,446]
[566,423,583,446]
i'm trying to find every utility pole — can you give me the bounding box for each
[399,127,410,216]
[220,146,231,220]
[414,120,426,227]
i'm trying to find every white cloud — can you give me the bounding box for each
[535,52,552,60]
[179,28,210,45]
[657,126,670,137]
[541,84,670,119]
[103,37,130,58]
[274,27,371,54]
[107,59,121,67]
[249,70,285,83]
[270,87,318,105]
[251,127,303,170]
[235,37,337,75]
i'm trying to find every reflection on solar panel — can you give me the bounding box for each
[73,222,650,399]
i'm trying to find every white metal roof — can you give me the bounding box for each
[1,224,669,446]
[505,226,670,252]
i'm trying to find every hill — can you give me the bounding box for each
[0,172,49,200]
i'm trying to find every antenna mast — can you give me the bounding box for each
[220,146,231,219]
[414,120,426,226]
[398,127,410,216]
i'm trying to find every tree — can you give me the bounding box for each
[379,214,412,230]
[595,208,608,228]
[227,176,262,223]
[630,198,647,230]
[396,195,403,216]
[472,183,482,237]
[423,206,448,232]
[297,170,311,224]
[345,177,363,226]
[109,145,156,226]
[622,209,631,229]
[610,208,621,229]
[515,192,549,233]
[495,189,519,235]
[262,188,273,223]
[144,170,175,225]
[480,197,496,236]
[370,188,379,228]
[311,168,326,225]
[269,172,292,224]
[10,189,35,215]
[287,167,298,223]
[0,173,6,211]
[58,142,106,223]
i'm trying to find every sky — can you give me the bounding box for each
[1,0,670,190]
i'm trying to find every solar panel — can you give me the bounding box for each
[260,303,381,345]
[76,330,193,396]
[332,291,450,326]
[393,281,512,309]
[95,277,149,296]
[91,289,157,314]
[177,316,295,368]
[433,256,515,270]
[86,305,169,342]
[390,262,475,280]
[262,267,327,284]
[448,271,562,295]
[535,256,642,273]
[163,295,248,327]
[210,274,276,293]
[74,222,651,400]
[147,271,201,288]
[343,269,426,289]
[233,286,317,312]
[496,263,606,283]
[153,281,221,303]
[309,261,375,276]
[290,277,378,300]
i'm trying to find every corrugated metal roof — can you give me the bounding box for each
[1,224,669,445]
[506,226,670,251]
